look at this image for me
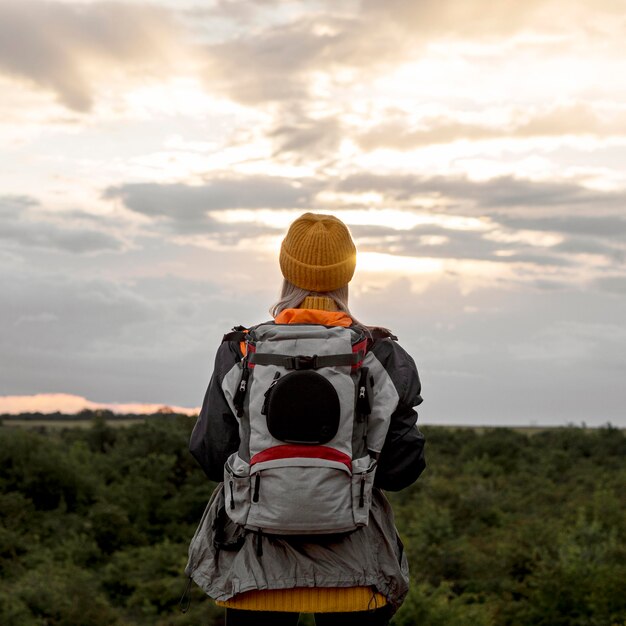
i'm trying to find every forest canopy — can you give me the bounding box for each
[0,415,624,625]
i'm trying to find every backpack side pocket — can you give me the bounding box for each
[352,455,377,526]
[224,452,251,527]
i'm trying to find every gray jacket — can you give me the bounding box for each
[186,323,425,611]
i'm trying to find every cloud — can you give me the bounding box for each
[495,214,626,239]
[109,173,626,223]
[269,115,343,158]
[355,276,626,426]
[353,223,490,259]
[2,0,622,115]
[0,1,184,111]
[104,177,321,234]
[202,15,402,104]
[0,194,37,214]
[337,173,626,214]
[351,222,577,271]
[356,104,626,150]
[593,276,626,294]
[361,0,544,37]
[0,195,123,254]
[360,0,623,40]
[199,0,626,107]
[342,190,626,275]
[554,237,625,263]
[493,214,626,263]
[103,174,626,274]
[194,0,626,121]
[0,255,278,405]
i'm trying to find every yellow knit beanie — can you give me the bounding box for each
[279,213,357,292]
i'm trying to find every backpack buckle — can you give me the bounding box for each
[292,355,318,370]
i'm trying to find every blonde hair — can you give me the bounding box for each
[269,279,351,318]
[269,279,391,339]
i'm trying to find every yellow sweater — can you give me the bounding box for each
[216,587,387,612]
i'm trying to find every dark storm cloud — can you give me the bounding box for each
[0,195,122,254]
[0,1,182,111]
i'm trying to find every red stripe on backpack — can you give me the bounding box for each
[250,444,352,471]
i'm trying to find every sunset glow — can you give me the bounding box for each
[0,393,198,416]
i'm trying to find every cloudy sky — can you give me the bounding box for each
[1,0,625,425]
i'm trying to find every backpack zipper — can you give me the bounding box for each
[359,473,366,507]
[261,372,281,415]
[229,480,235,509]
[233,357,250,417]
[356,367,372,422]
[252,472,261,503]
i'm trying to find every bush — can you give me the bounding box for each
[1,419,624,625]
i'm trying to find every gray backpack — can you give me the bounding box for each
[220,322,384,536]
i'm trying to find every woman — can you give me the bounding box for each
[187,213,425,625]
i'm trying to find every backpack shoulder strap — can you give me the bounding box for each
[222,325,248,343]
[223,320,277,342]
[367,326,398,341]
[248,351,362,370]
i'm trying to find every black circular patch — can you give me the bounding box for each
[265,370,341,444]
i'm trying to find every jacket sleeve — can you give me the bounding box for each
[189,341,241,481]
[372,339,426,491]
